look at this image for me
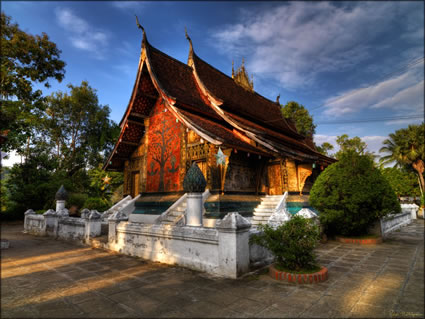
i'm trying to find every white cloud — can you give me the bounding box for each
[322,62,424,117]
[211,2,417,90]
[55,8,109,57]
[314,134,387,156]
[111,1,145,10]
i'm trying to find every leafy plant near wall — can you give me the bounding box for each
[83,198,110,212]
[310,150,401,236]
[250,215,320,272]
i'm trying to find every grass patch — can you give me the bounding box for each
[274,263,322,274]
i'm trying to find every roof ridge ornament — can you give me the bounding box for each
[276,94,280,105]
[135,15,147,45]
[233,59,254,92]
[185,27,194,67]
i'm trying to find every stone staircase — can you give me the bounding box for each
[161,201,187,225]
[103,194,141,220]
[251,195,284,226]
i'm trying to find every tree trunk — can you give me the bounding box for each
[412,159,424,196]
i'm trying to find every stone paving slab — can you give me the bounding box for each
[1,220,424,318]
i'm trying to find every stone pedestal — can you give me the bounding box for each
[43,209,58,236]
[56,200,66,212]
[108,211,128,243]
[186,193,203,227]
[84,210,102,241]
[24,209,36,232]
[216,212,251,278]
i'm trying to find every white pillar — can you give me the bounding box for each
[56,200,66,212]
[186,193,203,227]
[216,212,251,278]
[84,210,102,242]
[43,209,57,237]
[108,211,128,243]
[24,209,36,232]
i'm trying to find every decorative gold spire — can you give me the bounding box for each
[233,58,254,92]
[185,27,194,67]
[276,94,280,104]
[232,60,235,79]
[135,15,147,44]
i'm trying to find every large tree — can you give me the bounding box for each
[316,142,334,157]
[281,101,316,137]
[42,81,120,175]
[1,12,65,153]
[333,134,376,161]
[380,123,425,195]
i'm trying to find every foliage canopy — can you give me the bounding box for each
[281,101,316,137]
[310,151,400,236]
[1,12,66,152]
[251,216,320,271]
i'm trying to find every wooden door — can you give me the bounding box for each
[267,163,282,195]
[131,172,140,198]
[194,160,207,180]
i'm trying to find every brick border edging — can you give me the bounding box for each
[335,236,382,245]
[269,264,328,284]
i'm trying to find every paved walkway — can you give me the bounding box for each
[1,220,424,318]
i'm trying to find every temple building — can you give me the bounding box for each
[104,25,335,219]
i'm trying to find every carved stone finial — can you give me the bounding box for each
[276,94,280,104]
[183,162,206,193]
[55,185,68,201]
[135,15,147,44]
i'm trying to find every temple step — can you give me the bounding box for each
[253,211,274,216]
[251,194,284,226]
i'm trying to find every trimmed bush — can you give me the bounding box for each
[67,193,88,210]
[250,215,320,272]
[83,197,109,212]
[310,151,401,236]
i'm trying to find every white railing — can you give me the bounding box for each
[106,195,132,214]
[155,193,187,224]
[274,191,288,213]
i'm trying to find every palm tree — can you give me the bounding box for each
[380,124,425,195]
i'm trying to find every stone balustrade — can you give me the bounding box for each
[24,209,102,242]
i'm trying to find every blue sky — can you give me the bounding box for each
[2,1,424,166]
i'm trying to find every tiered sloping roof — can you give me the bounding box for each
[104,27,335,171]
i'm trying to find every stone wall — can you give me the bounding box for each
[24,210,102,242]
[24,214,46,236]
[108,212,251,278]
[380,211,412,237]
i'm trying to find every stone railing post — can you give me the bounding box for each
[216,212,251,278]
[186,193,203,227]
[24,209,36,232]
[108,211,128,243]
[183,162,207,227]
[55,185,68,212]
[43,209,58,237]
[84,210,102,242]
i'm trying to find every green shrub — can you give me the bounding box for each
[310,151,401,236]
[35,209,45,215]
[67,193,88,210]
[250,215,320,271]
[83,197,109,212]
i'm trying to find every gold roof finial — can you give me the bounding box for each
[232,60,235,79]
[233,58,254,92]
[185,27,194,67]
[135,15,147,44]
[276,94,280,104]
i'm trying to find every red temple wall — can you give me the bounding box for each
[146,99,182,192]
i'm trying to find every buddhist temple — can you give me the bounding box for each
[104,23,335,219]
